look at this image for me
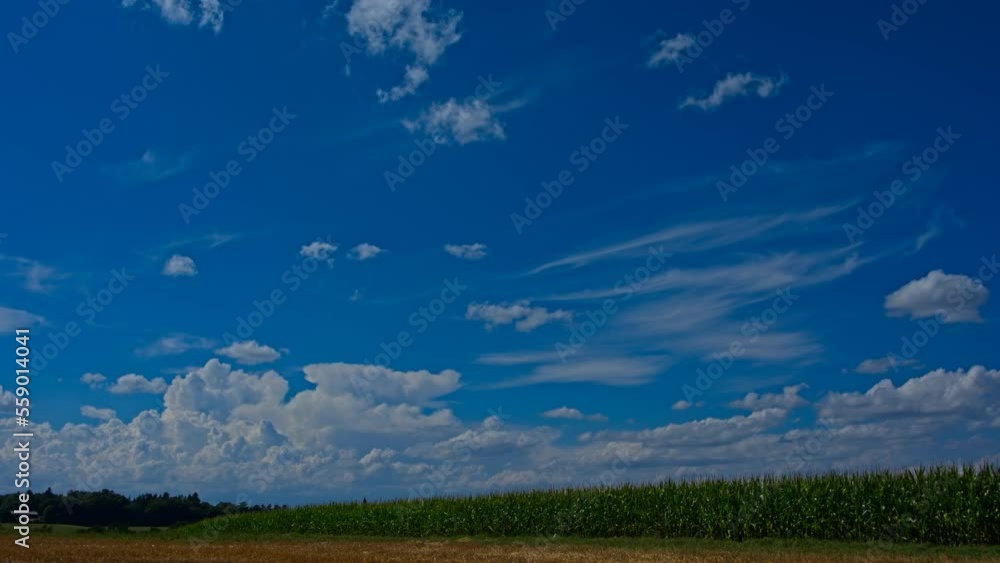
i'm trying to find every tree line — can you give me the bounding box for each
[0,488,285,528]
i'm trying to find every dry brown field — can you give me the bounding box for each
[0,537,997,563]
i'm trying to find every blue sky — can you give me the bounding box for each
[1,0,998,503]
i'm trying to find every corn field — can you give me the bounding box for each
[184,465,1000,545]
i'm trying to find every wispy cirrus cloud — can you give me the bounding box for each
[529,206,843,275]
[136,334,216,358]
[1,256,67,293]
[0,306,44,332]
[854,356,922,374]
[646,32,694,68]
[541,407,608,422]
[490,355,672,388]
[679,72,786,111]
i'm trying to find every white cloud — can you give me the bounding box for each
[349,243,385,261]
[1,256,66,293]
[121,0,224,32]
[530,207,839,275]
[647,33,694,68]
[215,340,282,365]
[495,356,670,388]
[0,307,44,332]
[81,405,117,421]
[818,366,1000,424]
[302,363,461,406]
[359,447,397,474]
[885,270,989,323]
[300,240,339,261]
[136,334,215,358]
[109,374,169,395]
[593,408,788,448]
[6,356,1000,503]
[164,359,288,420]
[729,384,809,410]
[198,0,224,32]
[404,99,505,145]
[0,385,14,408]
[162,254,197,277]
[679,72,786,111]
[529,206,864,380]
[672,400,703,411]
[854,356,920,374]
[541,407,607,422]
[475,350,560,366]
[444,243,487,260]
[377,65,429,103]
[81,373,108,390]
[466,301,570,332]
[344,0,462,100]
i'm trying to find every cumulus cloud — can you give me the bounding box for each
[344,0,462,100]
[444,243,487,259]
[349,243,385,261]
[81,405,117,421]
[359,447,397,474]
[110,374,169,395]
[162,254,197,277]
[403,99,505,145]
[164,359,288,420]
[679,72,785,111]
[466,301,570,332]
[4,359,1000,502]
[728,384,809,410]
[818,366,1000,424]
[0,386,14,408]
[647,33,694,68]
[541,407,608,422]
[215,340,282,365]
[300,240,339,261]
[884,270,989,323]
[81,373,108,390]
